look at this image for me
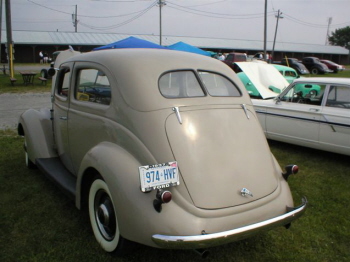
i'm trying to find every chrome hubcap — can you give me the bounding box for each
[94,190,116,241]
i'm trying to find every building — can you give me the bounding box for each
[1,30,349,64]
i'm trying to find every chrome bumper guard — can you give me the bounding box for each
[152,197,307,249]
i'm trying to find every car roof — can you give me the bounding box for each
[293,77,350,85]
[272,64,296,71]
[64,49,252,111]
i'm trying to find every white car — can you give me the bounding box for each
[253,77,350,156]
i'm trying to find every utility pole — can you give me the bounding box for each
[271,10,283,63]
[0,0,3,64]
[325,17,332,45]
[263,0,267,61]
[72,5,78,32]
[5,0,14,78]
[158,0,165,46]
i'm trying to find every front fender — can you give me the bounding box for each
[18,108,57,161]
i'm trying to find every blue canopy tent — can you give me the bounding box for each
[167,41,211,56]
[93,36,167,50]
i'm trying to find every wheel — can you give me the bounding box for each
[309,89,317,98]
[88,176,127,254]
[24,138,36,169]
[310,68,319,75]
[40,69,48,78]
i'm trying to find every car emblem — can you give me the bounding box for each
[241,188,253,197]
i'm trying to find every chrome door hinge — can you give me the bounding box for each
[172,107,182,124]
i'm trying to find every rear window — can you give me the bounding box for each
[198,71,241,97]
[159,71,205,98]
[159,70,241,98]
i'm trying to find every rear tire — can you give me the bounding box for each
[311,68,319,75]
[88,176,128,254]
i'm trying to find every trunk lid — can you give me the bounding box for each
[166,106,278,209]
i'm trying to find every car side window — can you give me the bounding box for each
[285,70,297,77]
[281,83,326,105]
[56,67,71,98]
[159,71,205,98]
[198,71,241,97]
[75,69,111,105]
[326,85,350,109]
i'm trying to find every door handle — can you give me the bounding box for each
[309,108,319,112]
[59,116,68,120]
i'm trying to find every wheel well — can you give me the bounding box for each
[80,167,101,211]
[18,123,24,136]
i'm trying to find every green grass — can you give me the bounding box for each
[0,129,349,262]
[0,73,51,94]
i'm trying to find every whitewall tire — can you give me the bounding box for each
[88,177,121,253]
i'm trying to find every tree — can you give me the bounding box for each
[328,26,350,49]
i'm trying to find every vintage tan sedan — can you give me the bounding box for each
[18,49,306,256]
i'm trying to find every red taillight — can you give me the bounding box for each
[154,190,172,213]
[283,164,299,181]
[291,165,299,174]
[160,191,172,203]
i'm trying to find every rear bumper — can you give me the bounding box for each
[152,197,307,249]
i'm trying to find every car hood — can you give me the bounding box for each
[165,106,278,209]
[235,62,289,99]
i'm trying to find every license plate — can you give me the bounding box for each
[139,161,179,192]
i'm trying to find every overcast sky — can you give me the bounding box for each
[7,0,350,46]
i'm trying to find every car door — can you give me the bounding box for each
[67,62,113,173]
[319,84,350,155]
[264,82,326,147]
[53,63,75,173]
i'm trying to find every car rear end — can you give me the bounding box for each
[87,49,307,249]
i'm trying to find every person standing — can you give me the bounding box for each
[43,52,48,64]
[39,51,43,64]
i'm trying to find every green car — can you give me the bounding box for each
[234,62,288,99]
[273,64,321,97]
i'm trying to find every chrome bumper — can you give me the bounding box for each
[152,197,307,249]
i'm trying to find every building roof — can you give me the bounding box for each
[2,30,349,55]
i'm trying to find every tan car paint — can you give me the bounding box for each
[18,49,305,250]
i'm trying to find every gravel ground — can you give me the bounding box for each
[0,92,51,130]
[0,64,51,130]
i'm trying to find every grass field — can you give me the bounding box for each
[0,64,349,261]
[0,130,349,262]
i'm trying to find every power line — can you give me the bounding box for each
[79,1,157,30]
[167,1,274,19]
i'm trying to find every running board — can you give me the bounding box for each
[36,157,76,200]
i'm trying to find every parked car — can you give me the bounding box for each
[320,59,345,73]
[40,51,62,79]
[253,77,350,156]
[234,61,289,99]
[18,49,306,255]
[302,57,331,75]
[272,64,300,83]
[222,52,247,70]
[280,58,309,75]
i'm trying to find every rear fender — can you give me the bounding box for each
[18,108,57,161]
[76,142,159,240]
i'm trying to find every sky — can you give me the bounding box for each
[6,0,350,46]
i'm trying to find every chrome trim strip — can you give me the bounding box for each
[256,111,350,128]
[152,197,307,249]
